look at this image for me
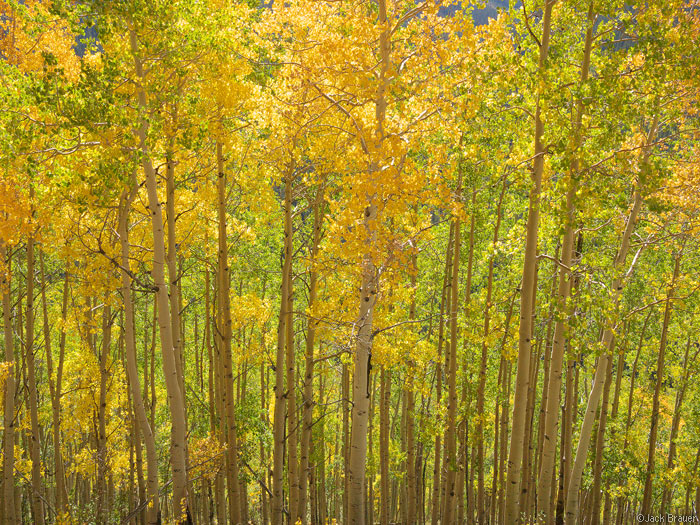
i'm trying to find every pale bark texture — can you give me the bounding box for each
[129,29,191,523]
[537,5,595,521]
[216,141,244,525]
[504,2,554,522]
[641,252,681,515]
[119,184,161,525]
[565,117,658,524]
[25,233,45,525]
[2,243,17,525]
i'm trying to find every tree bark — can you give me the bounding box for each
[441,186,461,525]
[216,140,244,525]
[25,230,45,525]
[537,6,595,522]
[504,2,554,521]
[1,243,17,525]
[641,251,682,515]
[565,116,658,524]
[299,187,323,524]
[129,28,191,523]
[96,302,112,523]
[119,182,161,525]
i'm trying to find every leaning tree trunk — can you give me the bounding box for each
[565,116,659,524]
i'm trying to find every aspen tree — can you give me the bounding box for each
[40,254,69,517]
[537,6,595,518]
[216,140,244,525]
[479,175,508,524]
[299,189,323,524]
[641,251,682,514]
[565,117,659,524]
[346,0,391,521]
[1,243,16,525]
[118,181,161,525]
[25,228,45,525]
[505,3,555,522]
[441,183,462,525]
[129,28,191,523]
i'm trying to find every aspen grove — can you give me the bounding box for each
[2,0,700,524]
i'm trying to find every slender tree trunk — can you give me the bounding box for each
[299,188,323,525]
[661,337,697,514]
[2,243,17,525]
[283,171,301,524]
[166,134,185,426]
[537,7,595,522]
[565,116,658,524]
[380,366,391,525]
[431,224,454,525]
[457,189,476,524]
[441,186,462,525]
[41,254,70,517]
[346,0,391,520]
[590,346,613,525]
[96,302,112,523]
[129,29,191,522]
[272,243,288,525]
[216,140,244,525]
[406,252,418,525]
[347,220,379,525]
[641,252,682,515]
[25,231,45,525]
[119,183,161,525]
[504,3,554,521]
